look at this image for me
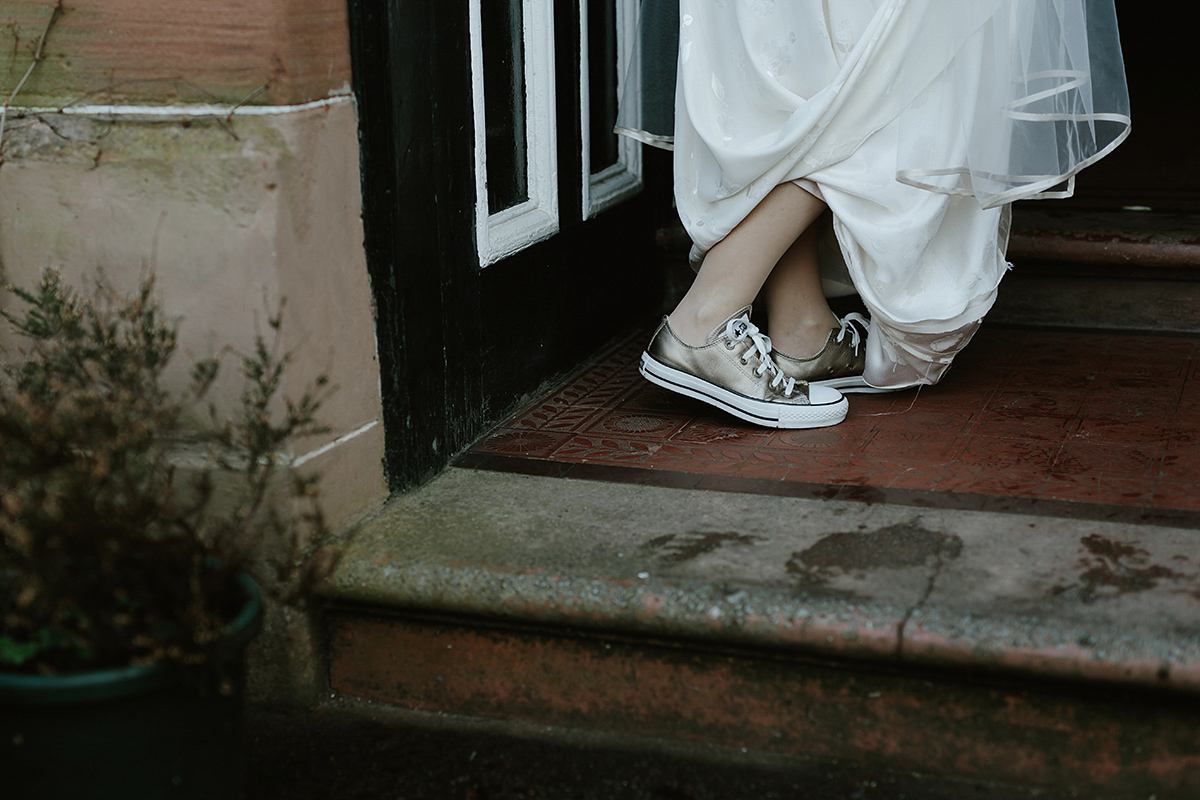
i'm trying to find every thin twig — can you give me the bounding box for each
[225,82,269,122]
[0,0,64,163]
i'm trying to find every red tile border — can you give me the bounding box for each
[455,453,1200,529]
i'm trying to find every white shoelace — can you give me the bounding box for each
[722,315,798,398]
[836,312,869,355]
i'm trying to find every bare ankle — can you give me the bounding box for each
[666,310,713,347]
[771,317,838,358]
[668,301,744,347]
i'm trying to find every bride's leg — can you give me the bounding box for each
[667,183,826,346]
[762,216,840,357]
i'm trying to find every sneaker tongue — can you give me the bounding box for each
[706,306,754,344]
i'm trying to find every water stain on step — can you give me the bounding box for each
[642,532,764,566]
[1050,533,1199,603]
[786,520,963,586]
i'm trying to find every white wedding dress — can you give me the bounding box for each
[618,0,1130,388]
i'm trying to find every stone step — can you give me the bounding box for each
[657,207,1200,333]
[1007,207,1200,275]
[320,467,1200,799]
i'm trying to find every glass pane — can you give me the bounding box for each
[481,0,529,211]
[588,0,620,173]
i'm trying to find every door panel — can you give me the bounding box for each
[348,0,670,488]
[471,0,559,265]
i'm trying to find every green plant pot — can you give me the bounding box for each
[0,573,263,799]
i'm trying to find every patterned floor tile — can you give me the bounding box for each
[1158,450,1200,481]
[1041,474,1157,506]
[782,454,854,485]
[549,435,660,466]
[642,442,753,473]
[1071,418,1171,445]
[1152,478,1200,511]
[971,410,1076,441]
[1053,442,1165,477]
[467,322,1200,515]
[861,430,961,460]
[1001,370,1098,392]
[765,423,873,454]
[511,402,609,432]
[873,408,977,435]
[1104,336,1195,358]
[935,465,1047,497]
[584,410,688,440]
[832,456,939,487]
[670,417,776,446]
[987,389,1085,418]
[884,460,949,489]
[476,429,574,458]
[955,435,1062,471]
[1078,376,1183,421]
[617,383,703,414]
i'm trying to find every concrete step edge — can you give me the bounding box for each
[320,467,1200,698]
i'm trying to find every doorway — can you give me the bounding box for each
[348,0,673,489]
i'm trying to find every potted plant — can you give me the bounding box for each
[0,268,336,797]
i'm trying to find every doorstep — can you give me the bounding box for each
[322,465,1200,696]
[319,321,1200,795]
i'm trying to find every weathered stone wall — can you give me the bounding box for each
[1,1,387,706]
[2,0,351,106]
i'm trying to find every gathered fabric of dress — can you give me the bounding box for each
[617,0,1130,389]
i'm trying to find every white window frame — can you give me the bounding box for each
[469,0,559,267]
[580,0,643,219]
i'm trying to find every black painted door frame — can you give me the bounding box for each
[348,0,671,490]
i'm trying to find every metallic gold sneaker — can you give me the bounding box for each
[772,312,889,394]
[639,307,848,429]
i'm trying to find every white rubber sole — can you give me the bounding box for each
[811,375,916,394]
[640,352,848,429]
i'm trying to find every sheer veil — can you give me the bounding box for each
[616,0,1131,209]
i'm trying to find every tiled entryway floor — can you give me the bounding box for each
[461,323,1200,522]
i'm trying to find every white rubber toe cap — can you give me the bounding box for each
[807,384,845,407]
